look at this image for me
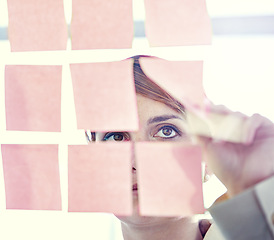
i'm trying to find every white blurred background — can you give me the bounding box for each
[0,0,274,239]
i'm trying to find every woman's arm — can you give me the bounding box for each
[199,107,274,239]
[209,176,274,240]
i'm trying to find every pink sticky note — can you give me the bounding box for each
[70,60,138,131]
[139,57,206,107]
[135,142,204,216]
[144,0,212,46]
[71,0,133,49]
[68,142,132,215]
[1,144,61,210]
[7,0,67,51]
[5,65,62,132]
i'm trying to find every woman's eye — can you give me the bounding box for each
[153,126,180,139]
[103,132,130,142]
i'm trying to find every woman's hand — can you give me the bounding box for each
[199,107,274,197]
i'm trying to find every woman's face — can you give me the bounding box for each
[96,94,190,219]
[96,94,189,143]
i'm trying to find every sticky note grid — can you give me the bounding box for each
[0,0,211,214]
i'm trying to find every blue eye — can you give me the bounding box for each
[153,126,180,139]
[103,132,130,142]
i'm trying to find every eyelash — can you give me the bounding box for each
[101,125,183,142]
[153,125,182,140]
[102,132,131,142]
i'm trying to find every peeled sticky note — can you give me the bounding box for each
[186,110,250,143]
[70,60,138,131]
[1,144,61,210]
[70,0,133,49]
[135,142,204,216]
[68,142,132,215]
[7,0,67,51]
[144,0,212,46]
[5,65,62,132]
[139,57,206,107]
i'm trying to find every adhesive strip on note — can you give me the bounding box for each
[68,142,132,215]
[1,144,61,210]
[139,57,206,107]
[135,142,204,216]
[71,0,133,49]
[5,65,62,132]
[7,0,67,51]
[144,0,212,46]
[70,60,138,131]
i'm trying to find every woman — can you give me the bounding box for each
[89,56,274,240]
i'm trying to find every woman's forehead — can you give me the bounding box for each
[136,94,184,123]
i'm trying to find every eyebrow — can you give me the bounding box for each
[147,115,183,125]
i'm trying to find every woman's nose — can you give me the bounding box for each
[131,131,146,142]
[130,131,147,171]
[131,142,137,172]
